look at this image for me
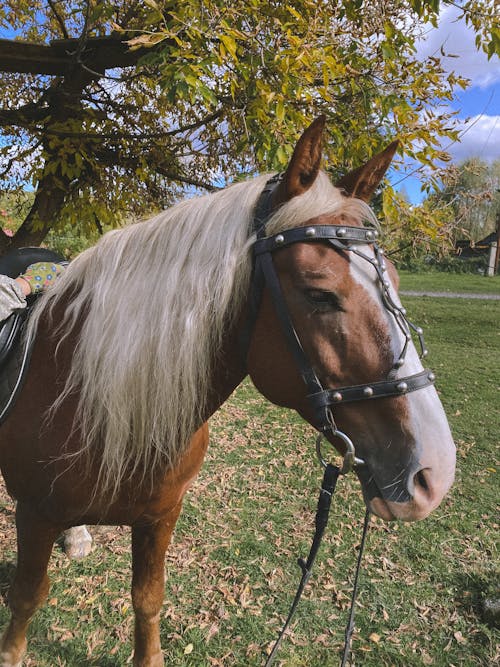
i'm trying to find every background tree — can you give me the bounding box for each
[429,158,500,242]
[0,0,498,254]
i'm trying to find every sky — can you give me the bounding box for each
[394,5,500,203]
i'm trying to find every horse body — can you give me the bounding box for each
[0,118,455,666]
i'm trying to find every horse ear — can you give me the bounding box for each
[275,115,326,203]
[336,140,399,202]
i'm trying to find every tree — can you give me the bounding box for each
[0,0,498,253]
[429,158,500,242]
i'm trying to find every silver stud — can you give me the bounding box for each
[384,280,390,289]
[363,386,374,397]
[305,227,316,237]
[373,230,379,238]
[397,381,408,393]
[332,392,343,402]
[275,234,285,245]
[394,358,404,368]
[366,230,374,241]
[428,372,435,382]
[416,326,423,335]
[336,228,347,238]
[400,307,407,315]
[379,248,385,256]
[422,349,429,358]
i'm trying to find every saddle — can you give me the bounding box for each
[0,247,65,424]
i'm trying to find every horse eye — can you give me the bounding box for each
[304,289,344,311]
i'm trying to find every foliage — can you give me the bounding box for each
[1,293,498,665]
[398,253,488,273]
[0,1,498,250]
[44,220,107,259]
[428,158,500,242]
[381,157,500,265]
[0,192,33,231]
[0,191,105,258]
[380,184,458,260]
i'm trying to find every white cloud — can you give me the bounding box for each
[416,5,500,89]
[445,113,500,162]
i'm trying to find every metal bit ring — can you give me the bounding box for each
[316,430,364,475]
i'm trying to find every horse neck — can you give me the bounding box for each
[203,314,248,420]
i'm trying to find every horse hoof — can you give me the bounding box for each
[0,650,23,667]
[63,526,93,560]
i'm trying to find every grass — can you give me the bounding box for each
[0,291,499,666]
[398,270,500,295]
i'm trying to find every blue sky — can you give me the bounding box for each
[393,5,500,203]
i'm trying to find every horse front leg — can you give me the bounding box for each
[63,525,93,559]
[1,502,62,667]
[131,505,183,667]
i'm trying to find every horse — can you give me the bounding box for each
[0,116,455,666]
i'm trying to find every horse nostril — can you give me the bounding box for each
[414,468,430,493]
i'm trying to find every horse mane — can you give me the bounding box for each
[28,171,375,499]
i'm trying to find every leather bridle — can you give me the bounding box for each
[244,174,436,472]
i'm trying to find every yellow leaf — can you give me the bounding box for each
[126,33,165,50]
[220,34,237,59]
[369,633,381,643]
[184,643,194,655]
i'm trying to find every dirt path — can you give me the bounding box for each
[400,290,500,300]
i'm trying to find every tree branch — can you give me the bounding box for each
[1,107,226,143]
[93,145,219,192]
[47,0,69,39]
[0,34,169,76]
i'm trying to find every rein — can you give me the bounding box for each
[244,174,437,665]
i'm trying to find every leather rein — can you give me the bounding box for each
[243,174,437,665]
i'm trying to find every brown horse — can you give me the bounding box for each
[0,117,455,666]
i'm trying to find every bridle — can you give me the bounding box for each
[244,173,436,472]
[243,175,438,665]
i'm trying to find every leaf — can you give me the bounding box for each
[125,32,165,50]
[220,34,237,59]
[184,643,194,654]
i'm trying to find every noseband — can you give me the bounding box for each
[244,174,436,471]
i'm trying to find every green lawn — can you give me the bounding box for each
[399,270,500,294]
[0,295,498,666]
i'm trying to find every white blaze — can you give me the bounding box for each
[349,246,456,505]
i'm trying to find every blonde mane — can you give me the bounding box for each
[28,171,375,498]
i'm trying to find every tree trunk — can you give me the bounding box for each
[0,68,96,257]
[5,171,71,251]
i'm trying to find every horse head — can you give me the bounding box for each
[246,117,456,522]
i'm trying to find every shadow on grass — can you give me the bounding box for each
[454,569,500,629]
[57,644,124,666]
[30,641,125,667]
